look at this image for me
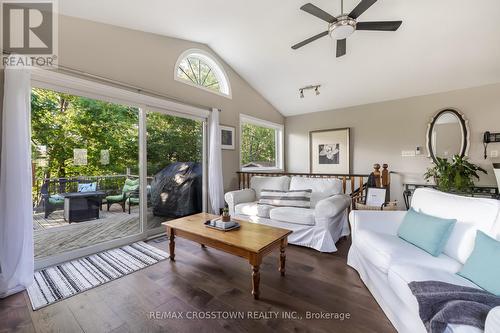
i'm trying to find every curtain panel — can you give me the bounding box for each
[208,108,224,214]
[0,66,33,298]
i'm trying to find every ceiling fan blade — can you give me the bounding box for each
[292,31,329,50]
[348,0,377,19]
[356,21,402,31]
[336,39,346,58]
[300,3,337,23]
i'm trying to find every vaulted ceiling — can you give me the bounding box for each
[60,0,500,116]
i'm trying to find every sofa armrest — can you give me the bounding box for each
[224,189,256,216]
[315,194,351,219]
[349,210,407,238]
[486,306,500,333]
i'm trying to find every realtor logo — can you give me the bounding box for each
[1,0,58,67]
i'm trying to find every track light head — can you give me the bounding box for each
[315,86,320,96]
[300,89,304,98]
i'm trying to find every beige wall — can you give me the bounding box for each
[286,83,500,205]
[0,16,283,190]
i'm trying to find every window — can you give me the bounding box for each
[30,69,208,267]
[175,49,231,98]
[240,114,283,171]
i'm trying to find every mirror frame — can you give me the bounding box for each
[426,108,470,164]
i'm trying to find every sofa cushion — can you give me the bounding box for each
[388,264,480,316]
[397,208,456,257]
[250,176,290,200]
[458,231,500,295]
[235,202,258,216]
[289,177,343,207]
[411,188,500,264]
[259,189,312,208]
[356,230,462,274]
[269,207,315,226]
[78,182,97,192]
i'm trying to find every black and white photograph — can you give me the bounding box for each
[220,125,235,150]
[310,128,350,174]
[318,143,340,164]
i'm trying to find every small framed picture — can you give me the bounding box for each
[221,125,235,150]
[365,187,387,207]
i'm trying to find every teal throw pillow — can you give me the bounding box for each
[458,231,500,295]
[397,208,456,257]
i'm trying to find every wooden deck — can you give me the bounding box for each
[0,236,396,333]
[33,206,170,260]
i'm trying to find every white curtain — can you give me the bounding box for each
[208,108,224,214]
[0,66,33,298]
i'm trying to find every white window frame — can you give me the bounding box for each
[174,48,232,99]
[239,114,284,172]
[31,68,209,269]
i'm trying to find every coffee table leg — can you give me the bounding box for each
[252,265,260,300]
[279,238,286,277]
[169,229,175,261]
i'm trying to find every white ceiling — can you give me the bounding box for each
[59,0,500,116]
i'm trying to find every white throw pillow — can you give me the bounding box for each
[289,177,343,207]
[250,176,290,199]
[258,189,312,208]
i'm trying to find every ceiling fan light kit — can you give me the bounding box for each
[330,16,356,40]
[292,0,402,57]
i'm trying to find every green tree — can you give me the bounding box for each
[146,113,203,175]
[240,123,276,166]
[31,88,203,198]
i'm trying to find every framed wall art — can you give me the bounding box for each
[309,128,350,174]
[221,125,235,150]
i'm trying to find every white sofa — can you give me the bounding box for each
[348,188,500,333]
[224,175,351,252]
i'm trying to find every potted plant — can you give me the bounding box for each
[424,155,487,193]
[221,206,231,222]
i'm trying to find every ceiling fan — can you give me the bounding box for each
[292,0,402,57]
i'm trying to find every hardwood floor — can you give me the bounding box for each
[0,237,396,333]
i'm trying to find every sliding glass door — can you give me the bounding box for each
[146,111,205,234]
[31,88,143,262]
[30,85,207,266]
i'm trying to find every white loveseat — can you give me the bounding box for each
[224,176,351,252]
[348,188,500,333]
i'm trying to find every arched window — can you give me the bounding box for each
[175,49,231,98]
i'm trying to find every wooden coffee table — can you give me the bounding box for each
[162,213,292,300]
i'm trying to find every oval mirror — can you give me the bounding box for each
[426,109,469,163]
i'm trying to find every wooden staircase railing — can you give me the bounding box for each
[236,164,391,208]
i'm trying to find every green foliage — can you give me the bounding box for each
[31,88,203,182]
[424,155,487,193]
[240,123,276,166]
[146,113,202,175]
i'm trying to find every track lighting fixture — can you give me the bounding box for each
[299,85,321,98]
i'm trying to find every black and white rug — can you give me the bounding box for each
[27,241,169,310]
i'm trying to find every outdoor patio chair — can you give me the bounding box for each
[105,178,139,212]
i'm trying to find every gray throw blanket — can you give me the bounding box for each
[409,281,500,333]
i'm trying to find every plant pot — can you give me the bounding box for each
[221,215,231,222]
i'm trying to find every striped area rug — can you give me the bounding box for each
[27,241,169,310]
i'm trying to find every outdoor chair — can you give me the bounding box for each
[105,178,139,212]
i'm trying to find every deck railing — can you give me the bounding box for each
[32,174,155,208]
